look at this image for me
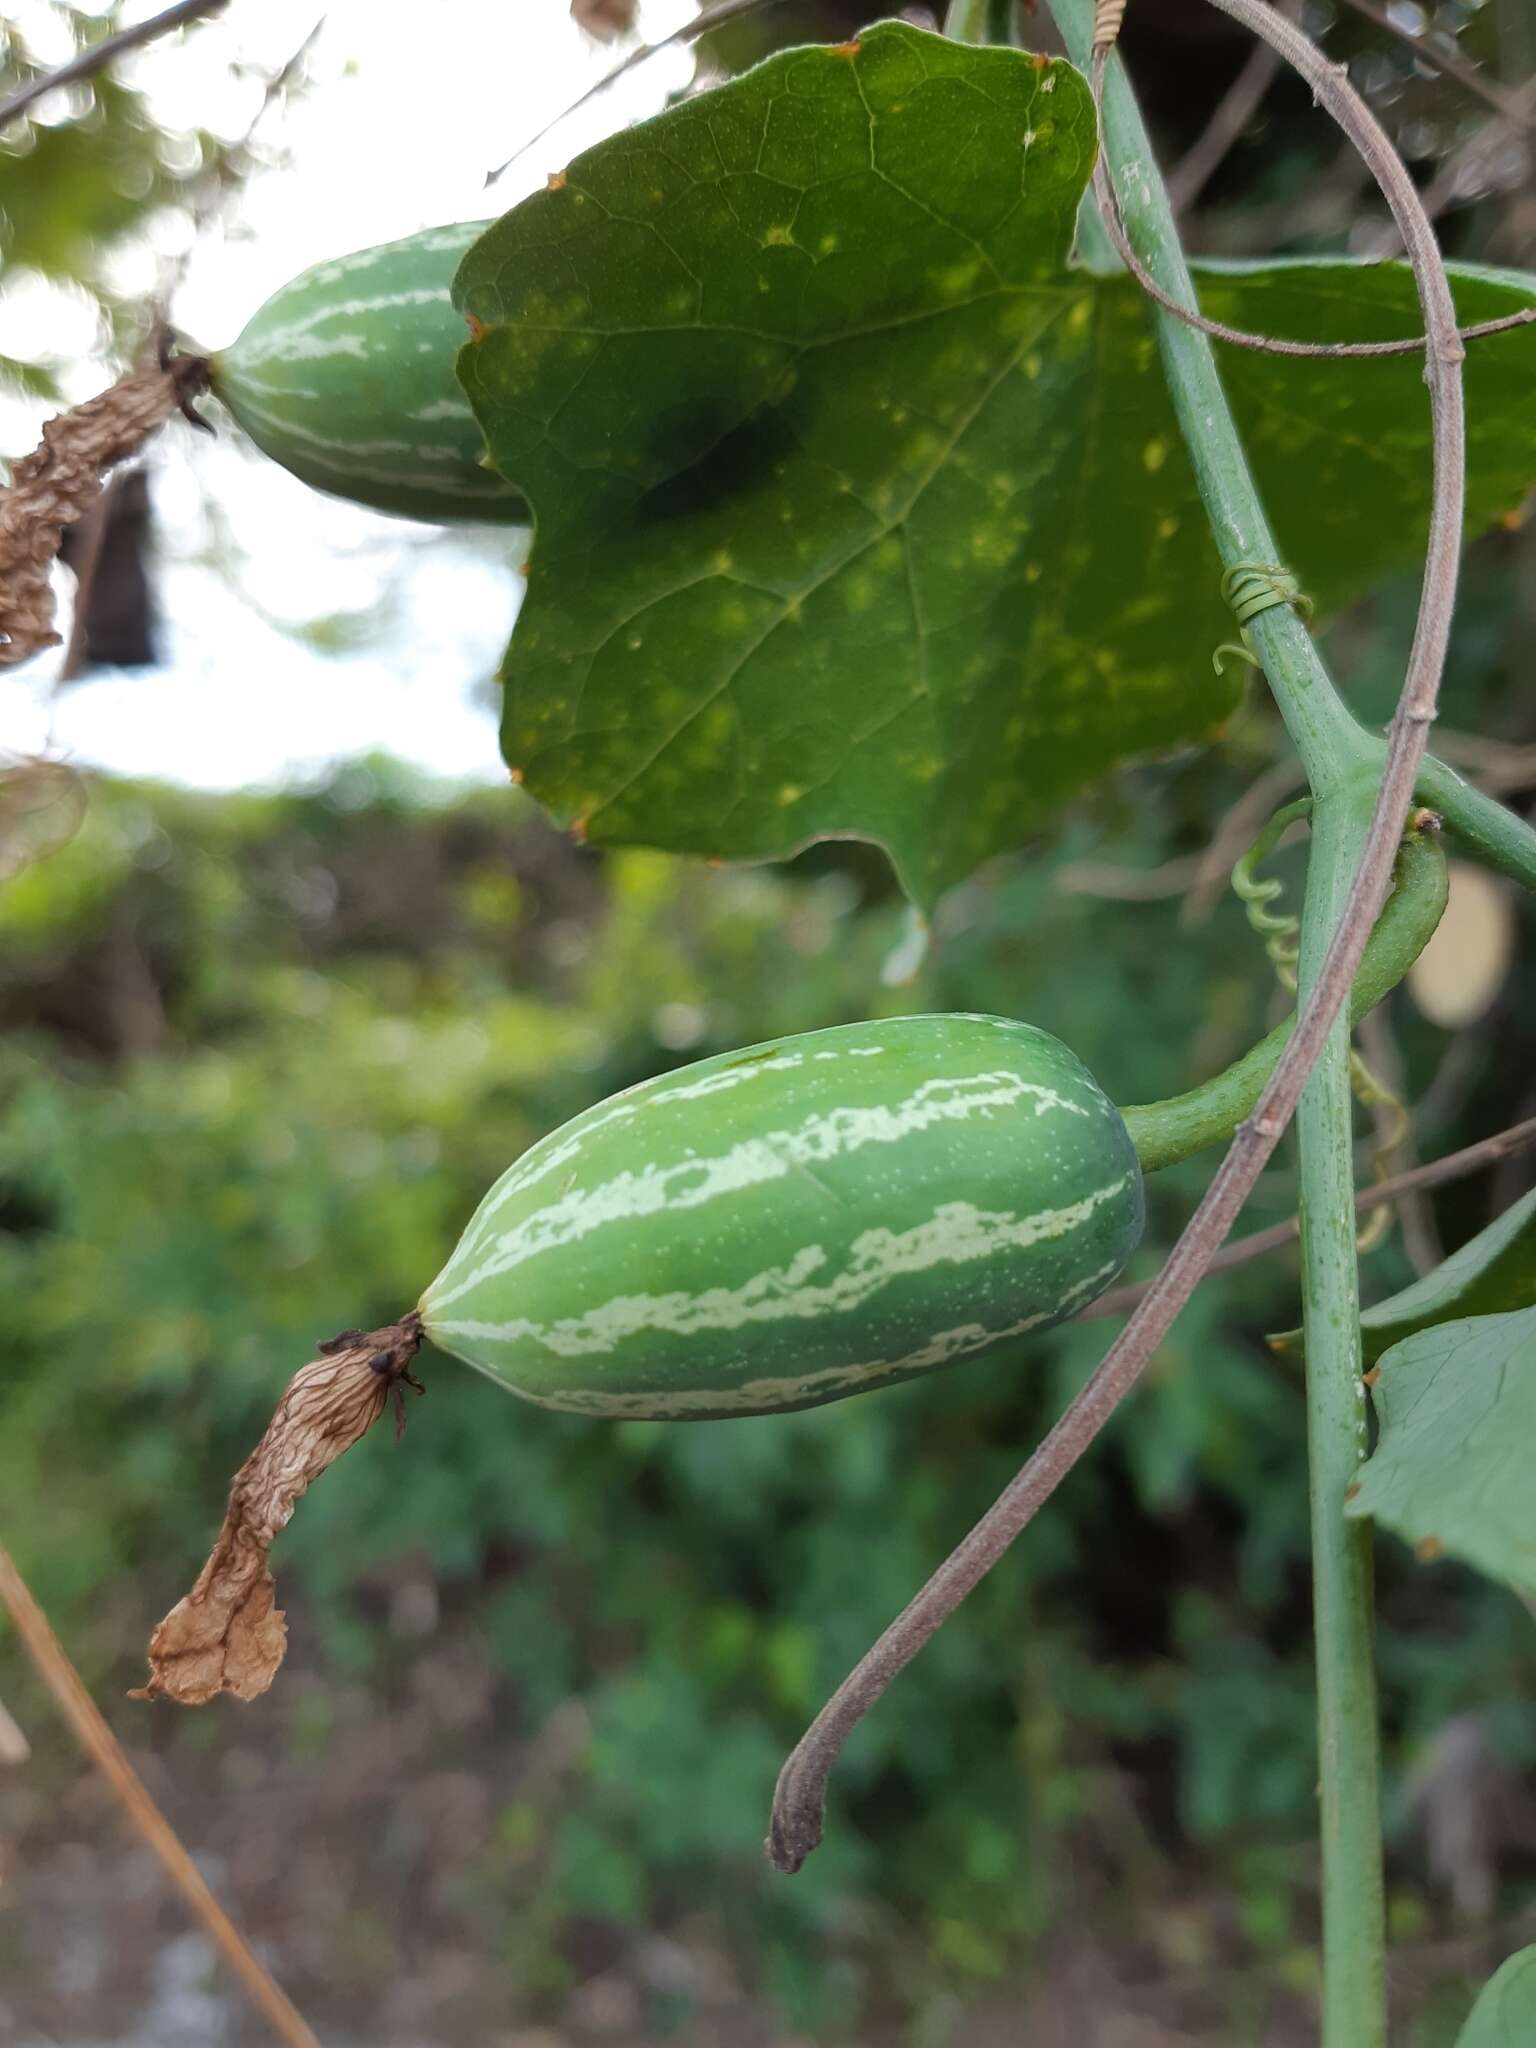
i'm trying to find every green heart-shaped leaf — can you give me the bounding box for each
[1454,1946,1536,2048]
[1273,1187,1536,1364]
[1345,1305,1536,1599]
[456,21,1536,907]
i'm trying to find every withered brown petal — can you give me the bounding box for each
[133,1317,421,1706]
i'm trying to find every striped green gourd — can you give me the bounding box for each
[211,221,528,525]
[419,1013,1144,1419]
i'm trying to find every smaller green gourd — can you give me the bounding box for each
[211,221,527,526]
[417,822,1447,1422]
[420,1014,1145,1420]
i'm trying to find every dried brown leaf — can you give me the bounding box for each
[0,755,89,884]
[133,1314,423,1706]
[571,0,637,40]
[0,355,207,669]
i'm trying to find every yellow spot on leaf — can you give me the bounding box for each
[935,259,982,298]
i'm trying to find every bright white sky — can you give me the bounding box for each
[3,0,699,791]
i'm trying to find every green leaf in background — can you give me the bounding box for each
[1344,1307,1536,1599]
[1273,1187,1536,1365]
[458,23,1114,911]
[1453,1946,1536,2048]
[455,21,1536,908]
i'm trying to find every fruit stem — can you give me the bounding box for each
[1120,821,1446,1171]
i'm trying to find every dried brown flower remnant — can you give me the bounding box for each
[0,756,89,885]
[134,1314,423,1706]
[571,0,637,39]
[0,353,208,669]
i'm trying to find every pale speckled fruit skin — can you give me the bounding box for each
[420,1013,1144,1420]
[212,222,528,526]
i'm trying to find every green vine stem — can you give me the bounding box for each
[1417,753,1536,894]
[1121,822,1447,1172]
[1053,7,1464,2037]
[771,30,1471,2048]
[769,14,1465,2047]
[1060,11,1456,2038]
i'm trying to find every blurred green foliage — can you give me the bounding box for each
[3,739,1533,2035]
[5,1,1536,2038]
[0,3,262,402]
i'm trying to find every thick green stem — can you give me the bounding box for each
[1417,753,1536,894]
[1293,794,1387,2043]
[1047,5,1390,2037]
[1058,20,1373,796]
[1122,825,1446,1171]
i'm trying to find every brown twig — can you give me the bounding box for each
[1333,0,1534,131]
[0,356,208,668]
[1167,0,1299,215]
[1434,730,1536,792]
[1365,77,1536,259]
[1183,733,1536,929]
[57,473,118,685]
[767,0,1468,1878]
[1090,68,1536,356]
[1078,1114,1536,1320]
[1183,757,1311,923]
[1199,136,1376,251]
[159,11,327,308]
[0,0,231,133]
[1355,1004,1442,1273]
[1054,852,1202,899]
[0,1542,318,2047]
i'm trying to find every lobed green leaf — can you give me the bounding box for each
[1345,1305,1536,1598]
[456,22,1536,907]
[1273,1187,1536,1365]
[1453,1946,1536,2048]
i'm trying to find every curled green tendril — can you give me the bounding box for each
[1212,641,1260,676]
[1226,796,1413,1251]
[1348,1048,1410,1252]
[1231,797,1312,993]
[1120,819,1447,1173]
[1222,562,1314,627]
[1212,562,1315,675]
